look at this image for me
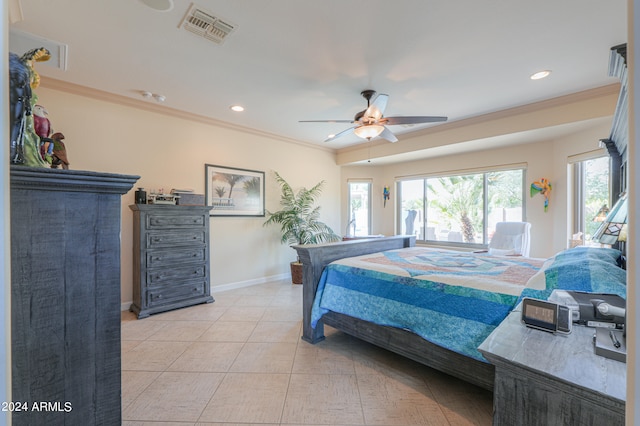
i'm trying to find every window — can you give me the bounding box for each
[572,156,610,246]
[347,181,371,236]
[397,168,525,246]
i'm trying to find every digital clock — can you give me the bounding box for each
[521,298,572,334]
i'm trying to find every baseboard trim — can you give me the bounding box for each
[120,273,291,311]
[211,273,290,294]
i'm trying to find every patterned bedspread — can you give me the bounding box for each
[311,247,548,361]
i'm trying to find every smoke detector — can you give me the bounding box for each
[179,3,237,45]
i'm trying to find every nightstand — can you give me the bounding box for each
[478,305,625,426]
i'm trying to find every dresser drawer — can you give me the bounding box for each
[146,281,206,307]
[146,230,206,248]
[146,214,206,229]
[147,264,207,285]
[146,247,207,267]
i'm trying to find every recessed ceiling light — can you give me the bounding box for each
[230,105,245,112]
[138,0,174,12]
[530,70,551,80]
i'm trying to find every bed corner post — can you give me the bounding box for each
[293,244,326,343]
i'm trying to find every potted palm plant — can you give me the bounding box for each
[263,171,341,283]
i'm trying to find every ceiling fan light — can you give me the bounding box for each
[354,124,384,140]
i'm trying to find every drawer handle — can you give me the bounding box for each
[156,294,163,299]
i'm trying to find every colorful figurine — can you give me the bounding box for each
[50,132,70,170]
[383,186,390,207]
[33,104,54,161]
[9,52,31,164]
[14,47,51,167]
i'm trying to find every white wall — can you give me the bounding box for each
[342,121,612,259]
[34,85,341,305]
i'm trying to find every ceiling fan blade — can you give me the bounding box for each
[383,116,448,125]
[363,94,389,122]
[299,120,354,123]
[379,126,398,143]
[324,126,356,142]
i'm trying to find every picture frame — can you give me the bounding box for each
[205,164,265,217]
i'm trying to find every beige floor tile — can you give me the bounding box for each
[248,321,301,343]
[358,374,449,425]
[121,280,493,425]
[292,341,355,375]
[147,303,226,322]
[282,373,364,425]
[123,422,195,426]
[198,373,289,423]
[261,306,302,322]
[218,306,266,322]
[233,295,276,307]
[121,370,162,411]
[122,318,171,341]
[122,340,191,371]
[208,293,241,307]
[168,341,244,372]
[229,342,296,373]
[123,371,224,422]
[147,320,214,341]
[351,342,428,379]
[122,339,143,354]
[195,424,277,426]
[122,310,138,322]
[423,370,493,426]
[197,321,257,342]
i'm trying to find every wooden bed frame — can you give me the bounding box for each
[293,235,495,391]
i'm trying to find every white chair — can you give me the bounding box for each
[488,222,531,257]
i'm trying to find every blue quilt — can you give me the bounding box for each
[311,246,626,361]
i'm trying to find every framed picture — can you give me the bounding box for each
[205,164,265,217]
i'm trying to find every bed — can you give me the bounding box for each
[293,236,627,391]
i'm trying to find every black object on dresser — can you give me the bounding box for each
[129,204,214,319]
[10,165,139,425]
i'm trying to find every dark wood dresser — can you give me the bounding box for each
[129,204,214,319]
[10,166,138,425]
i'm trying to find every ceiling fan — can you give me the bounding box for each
[300,90,447,143]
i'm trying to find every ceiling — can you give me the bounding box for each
[9,0,627,154]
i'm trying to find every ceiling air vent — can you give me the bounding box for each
[179,3,237,45]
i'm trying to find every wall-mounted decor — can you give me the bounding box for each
[530,178,552,212]
[205,164,265,217]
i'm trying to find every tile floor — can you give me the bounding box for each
[121,279,493,425]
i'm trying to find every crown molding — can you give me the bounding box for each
[39,78,333,154]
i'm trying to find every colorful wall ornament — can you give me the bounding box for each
[530,178,552,212]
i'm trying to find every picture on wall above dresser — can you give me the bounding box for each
[205,164,265,217]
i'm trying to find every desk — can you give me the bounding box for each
[478,306,625,426]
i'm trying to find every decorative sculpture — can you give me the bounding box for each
[50,132,70,170]
[33,104,54,160]
[9,53,31,164]
[530,178,552,212]
[9,47,51,167]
